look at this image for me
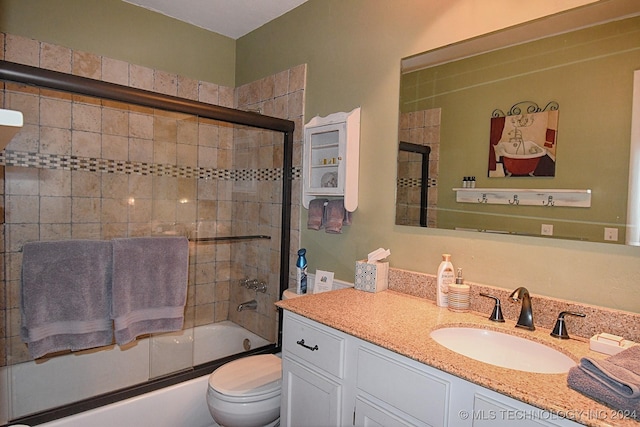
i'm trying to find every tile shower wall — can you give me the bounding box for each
[0,33,305,366]
[397,109,440,227]
[231,66,305,341]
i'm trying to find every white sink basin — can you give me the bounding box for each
[430,327,576,374]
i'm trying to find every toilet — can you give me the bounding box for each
[206,354,282,427]
[206,288,302,427]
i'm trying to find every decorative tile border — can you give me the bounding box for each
[1,150,303,181]
[397,177,437,188]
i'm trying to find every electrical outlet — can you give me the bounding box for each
[541,224,553,236]
[604,227,618,241]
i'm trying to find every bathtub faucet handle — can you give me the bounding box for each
[254,281,267,293]
[239,278,260,289]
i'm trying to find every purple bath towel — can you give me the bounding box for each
[325,199,350,234]
[567,345,640,419]
[307,198,328,230]
[111,236,189,345]
[21,240,114,359]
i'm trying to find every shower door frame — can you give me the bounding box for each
[0,59,294,426]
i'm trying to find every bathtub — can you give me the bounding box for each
[36,374,216,427]
[496,140,547,176]
[150,321,270,378]
[1,321,271,425]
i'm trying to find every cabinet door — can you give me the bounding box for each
[281,357,343,427]
[356,346,450,426]
[472,392,580,427]
[303,122,346,195]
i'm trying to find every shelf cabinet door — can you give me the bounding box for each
[304,122,346,196]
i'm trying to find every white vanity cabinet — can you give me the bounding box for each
[281,310,582,427]
[281,312,355,427]
[354,343,455,426]
[302,107,360,212]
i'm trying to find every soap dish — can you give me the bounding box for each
[589,333,637,355]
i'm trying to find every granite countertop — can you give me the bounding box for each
[276,288,638,427]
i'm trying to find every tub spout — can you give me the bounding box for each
[237,299,257,312]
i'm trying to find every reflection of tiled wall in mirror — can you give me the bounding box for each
[397,108,440,227]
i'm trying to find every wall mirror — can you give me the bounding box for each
[396,1,640,245]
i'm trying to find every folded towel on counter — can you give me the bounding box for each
[20,240,114,359]
[580,346,640,398]
[324,199,351,234]
[111,236,189,345]
[567,345,640,419]
[307,198,328,230]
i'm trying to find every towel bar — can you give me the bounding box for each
[189,235,271,243]
[17,235,272,252]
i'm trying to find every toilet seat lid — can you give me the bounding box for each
[209,354,282,397]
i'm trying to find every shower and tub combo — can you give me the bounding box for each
[0,57,297,427]
[9,290,304,427]
[2,321,270,424]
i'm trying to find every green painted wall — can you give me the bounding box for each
[2,0,638,312]
[0,0,236,85]
[236,0,640,313]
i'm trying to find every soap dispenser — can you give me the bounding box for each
[448,268,470,312]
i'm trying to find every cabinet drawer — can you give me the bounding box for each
[283,312,346,378]
[356,346,450,426]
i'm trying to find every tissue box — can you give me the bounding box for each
[355,260,389,293]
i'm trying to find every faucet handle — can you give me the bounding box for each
[479,293,505,322]
[550,311,586,339]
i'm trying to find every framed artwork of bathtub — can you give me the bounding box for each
[488,101,559,177]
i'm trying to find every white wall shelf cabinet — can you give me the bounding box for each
[453,188,592,208]
[303,107,360,212]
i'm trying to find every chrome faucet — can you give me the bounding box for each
[239,278,268,293]
[237,299,258,312]
[509,287,535,330]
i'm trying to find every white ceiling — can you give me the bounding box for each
[123,0,309,39]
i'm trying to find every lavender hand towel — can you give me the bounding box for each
[325,199,348,234]
[568,367,640,419]
[111,236,189,346]
[567,346,640,419]
[579,346,640,398]
[307,198,328,230]
[20,240,113,359]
